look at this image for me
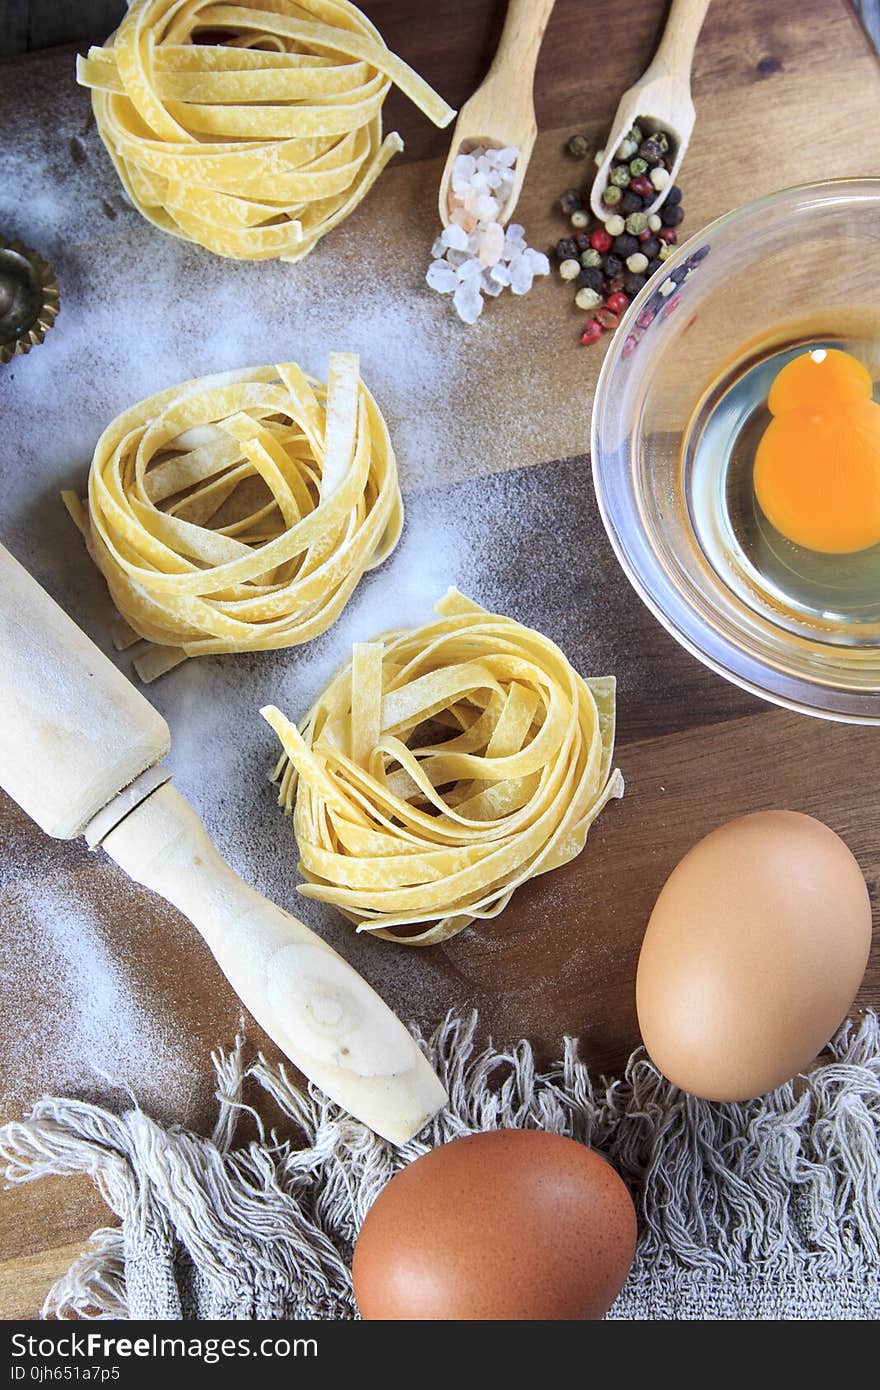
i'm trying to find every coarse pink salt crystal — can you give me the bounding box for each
[479,222,505,266]
[450,207,478,233]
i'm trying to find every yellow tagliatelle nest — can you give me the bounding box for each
[75,0,454,261]
[63,353,402,682]
[261,591,624,946]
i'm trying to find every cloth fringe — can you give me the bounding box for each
[2,1012,879,1320]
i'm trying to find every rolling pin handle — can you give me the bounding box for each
[83,763,174,849]
[101,781,448,1144]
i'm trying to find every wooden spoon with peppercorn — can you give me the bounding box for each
[437,0,556,228]
[589,0,711,223]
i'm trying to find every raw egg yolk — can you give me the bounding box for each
[766,346,873,415]
[754,348,880,554]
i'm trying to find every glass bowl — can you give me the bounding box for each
[591,178,880,724]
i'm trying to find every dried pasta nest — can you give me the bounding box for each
[262,591,624,945]
[76,0,454,261]
[63,353,402,682]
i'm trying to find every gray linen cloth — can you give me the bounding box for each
[2,1012,878,1320]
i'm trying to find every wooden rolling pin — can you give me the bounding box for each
[0,542,446,1144]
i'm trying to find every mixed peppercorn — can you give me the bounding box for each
[555,120,686,345]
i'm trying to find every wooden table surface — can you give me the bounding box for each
[1,0,879,1320]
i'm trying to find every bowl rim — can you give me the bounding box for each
[590,177,880,726]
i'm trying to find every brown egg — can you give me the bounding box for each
[352,1129,636,1320]
[636,810,872,1100]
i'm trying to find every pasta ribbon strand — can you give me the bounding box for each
[262,593,624,945]
[76,0,455,261]
[63,354,402,681]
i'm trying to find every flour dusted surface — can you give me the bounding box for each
[0,831,205,1124]
[0,52,618,1126]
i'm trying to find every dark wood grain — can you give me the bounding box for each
[1,0,879,1321]
[0,2,28,58]
[0,1,125,56]
[380,0,878,162]
[452,708,880,1070]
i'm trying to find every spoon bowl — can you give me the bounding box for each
[589,0,710,223]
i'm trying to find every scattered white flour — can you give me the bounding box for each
[0,56,618,1122]
[0,447,615,1120]
[0,103,488,510]
[0,873,201,1123]
[0,58,588,515]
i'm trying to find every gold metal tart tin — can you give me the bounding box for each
[0,238,59,365]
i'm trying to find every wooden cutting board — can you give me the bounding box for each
[1,0,878,1318]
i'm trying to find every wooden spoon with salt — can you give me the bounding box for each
[589,0,711,222]
[437,0,556,229]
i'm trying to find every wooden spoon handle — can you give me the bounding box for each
[484,0,556,89]
[647,0,712,82]
[103,781,447,1145]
